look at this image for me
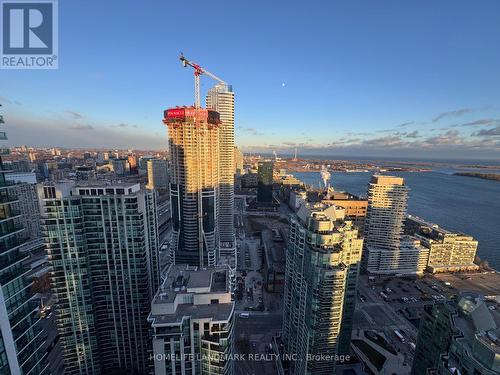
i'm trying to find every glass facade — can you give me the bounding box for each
[0,107,48,374]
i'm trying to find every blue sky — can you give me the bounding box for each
[1,0,500,159]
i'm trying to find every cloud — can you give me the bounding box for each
[239,126,263,136]
[397,121,414,128]
[0,95,12,104]
[65,110,85,120]
[0,95,22,106]
[70,124,93,130]
[432,108,476,123]
[473,126,500,137]
[6,113,167,149]
[111,123,138,128]
[461,119,500,127]
[406,130,419,138]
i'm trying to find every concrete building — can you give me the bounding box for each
[206,84,235,257]
[257,161,273,204]
[164,107,220,267]
[0,112,48,374]
[412,296,500,375]
[38,181,160,374]
[405,216,479,273]
[363,175,428,275]
[365,235,429,275]
[146,158,169,193]
[233,146,243,176]
[148,264,234,375]
[282,200,363,374]
[5,172,42,240]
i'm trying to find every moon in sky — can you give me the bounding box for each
[282,82,286,87]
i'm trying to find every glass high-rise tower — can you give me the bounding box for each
[282,200,363,374]
[38,181,160,374]
[206,84,235,257]
[0,106,48,374]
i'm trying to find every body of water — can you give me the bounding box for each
[293,171,500,270]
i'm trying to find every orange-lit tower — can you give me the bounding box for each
[163,107,221,266]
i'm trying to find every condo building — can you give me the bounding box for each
[149,264,234,375]
[405,216,479,273]
[412,296,500,375]
[5,172,42,240]
[0,111,48,374]
[282,200,363,374]
[164,107,220,267]
[146,158,169,193]
[206,84,235,256]
[257,161,273,204]
[233,146,243,176]
[363,175,428,275]
[38,181,160,374]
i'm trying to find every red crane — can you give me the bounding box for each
[179,53,226,109]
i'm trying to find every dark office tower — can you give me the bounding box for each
[206,84,235,256]
[257,161,273,204]
[38,182,160,374]
[163,107,220,267]
[411,303,456,375]
[0,107,48,374]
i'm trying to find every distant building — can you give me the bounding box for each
[146,158,169,192]
[241,172,257,188]
[6,172,42,239]
[149,264,234,375]
[164,106,220,267]
[412,296,500,375]
[257,161,273,204]
[38,181,160,374]
[405,216,479,273]
[308,189,368,231]
[111,158,129,175]
[282,200,363,374]
[234,146,243,176]
[363,175,427,275]
[128,154,139,174]
[206,84,236,256]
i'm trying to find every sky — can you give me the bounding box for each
[1,0,500,159]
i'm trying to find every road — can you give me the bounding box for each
[234,312,282,375]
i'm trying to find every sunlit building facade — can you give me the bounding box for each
[282,201,363,374]
[206,84,235,256]
[164,107,220,267]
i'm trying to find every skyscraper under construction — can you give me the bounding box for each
[164,106,221,267]
[206,84,235,256]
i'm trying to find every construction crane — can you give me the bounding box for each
[179,53,226,109]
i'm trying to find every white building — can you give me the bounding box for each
[149,264,234,375]
[363,175,427,275]
[206,84,235,257]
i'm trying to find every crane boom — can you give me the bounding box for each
[179,53,226,108]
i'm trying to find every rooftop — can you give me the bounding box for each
[149,264,233,326]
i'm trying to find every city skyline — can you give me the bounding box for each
[1,0,500,158]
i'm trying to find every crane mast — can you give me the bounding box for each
[179,53,226,109]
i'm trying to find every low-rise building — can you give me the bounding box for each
[149,264,234,375]
[405,216,479,273]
